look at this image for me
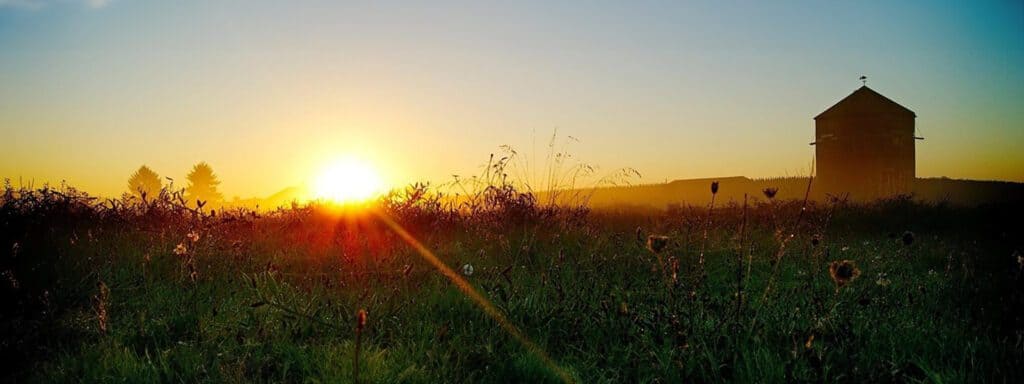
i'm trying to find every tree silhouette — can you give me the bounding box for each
[185,162,224,206]
[127,165,162,198]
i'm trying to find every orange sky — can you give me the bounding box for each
[2,1,1022,199]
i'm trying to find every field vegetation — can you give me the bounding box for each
[2,173,1022,382]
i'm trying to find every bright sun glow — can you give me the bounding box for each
[313,158,385,204]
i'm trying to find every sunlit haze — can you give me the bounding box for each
[312,157,384,204]
[2,1,1022,199]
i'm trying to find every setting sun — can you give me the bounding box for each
[312,158,385,204]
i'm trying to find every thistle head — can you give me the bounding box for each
[828,260,861,288]
[646,235,670,253]
[902,231,915,246]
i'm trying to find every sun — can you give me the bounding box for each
[312,158,385,204]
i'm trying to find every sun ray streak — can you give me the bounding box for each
[370,208,573,383]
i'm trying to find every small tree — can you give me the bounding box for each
[185,162,224,207]
[127,165,162,198]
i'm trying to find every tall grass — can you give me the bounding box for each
[1,174,1022,382]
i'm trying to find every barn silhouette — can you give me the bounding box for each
[812,85,920,198]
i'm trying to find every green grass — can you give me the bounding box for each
[2,186,1021,383]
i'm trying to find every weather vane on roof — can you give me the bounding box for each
[860,75,867,86]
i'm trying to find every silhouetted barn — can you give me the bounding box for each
[813,86,917,198]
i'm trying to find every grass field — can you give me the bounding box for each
[2,181,1022,383]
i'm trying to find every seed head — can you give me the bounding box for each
[902,231,915,246]
[762,187,778,199]
[646,235,670,253]
[710,181,719,195]
[828,260,861,288]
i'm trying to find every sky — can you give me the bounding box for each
[1,0,1022,199]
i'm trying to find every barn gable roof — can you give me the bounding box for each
[815,86,916,120]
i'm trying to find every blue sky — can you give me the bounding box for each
[1,0,1022,197]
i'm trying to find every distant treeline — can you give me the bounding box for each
[127,163,224,208]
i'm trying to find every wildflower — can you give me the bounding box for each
[1014,250,1022,271]
[670,257,679,284]
[186,230,200,243]
[173,243,187,256]
[876,272,890,286]
[928,269,937,276]
[710,181,719,195]
[356,309,367,331]
[762,187,778,199]
[354,308,367,383]
[901,231,915,246]
[93,281,110,335]
[646,235,670,253]
[828,260,861,288]
[461,264,474,276]
[841,246,850,252]
[2,270,19,290]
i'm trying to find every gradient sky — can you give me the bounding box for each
[2,0,1022,198]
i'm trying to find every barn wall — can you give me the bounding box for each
[815,114,914,199]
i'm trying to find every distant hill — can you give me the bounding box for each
[546,176,1024,209]
[222,177,1022,211]
[228,186,309,210]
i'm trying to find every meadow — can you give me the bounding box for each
[2,179,1022,383]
